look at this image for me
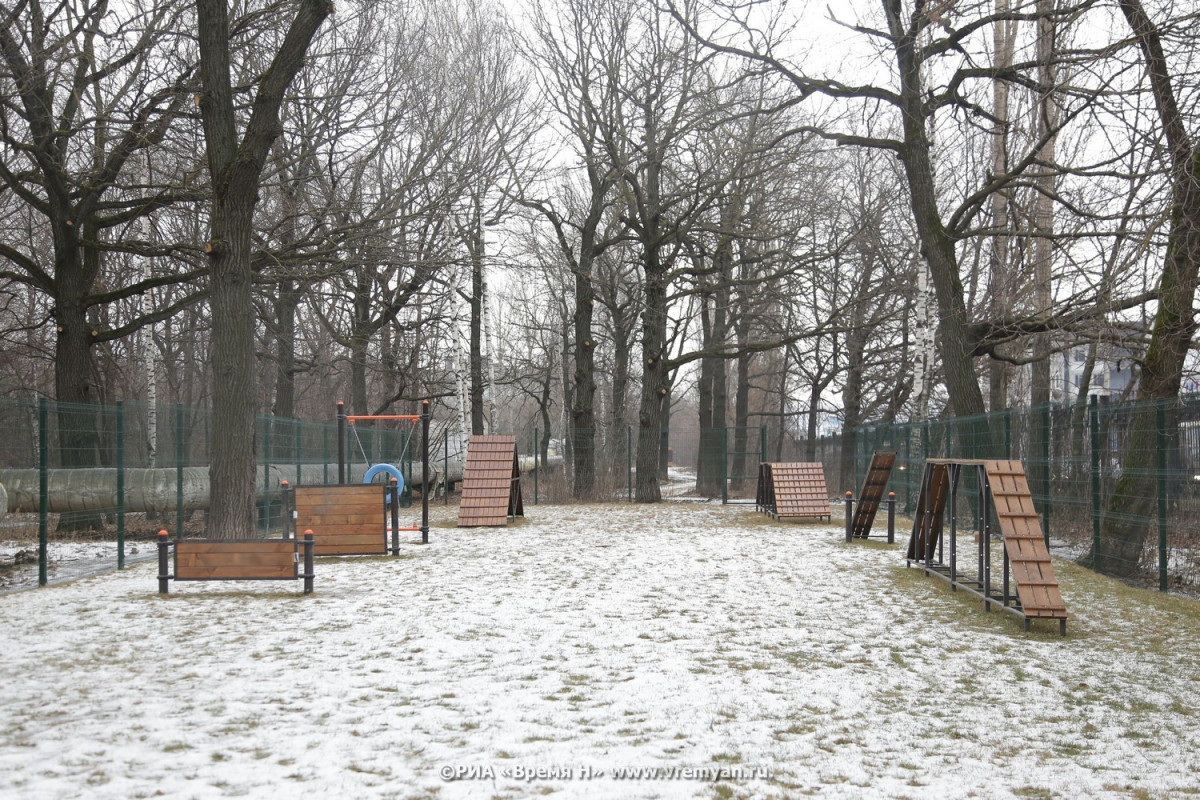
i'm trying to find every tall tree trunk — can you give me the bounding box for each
[731,343,751,490]
[196,0,331,538]
[560,314,575,484]
[886,2,989,431]
[805,383,820,462]
[696,297,721,496]
[272,277,299,421]
[775,346,790,462]
[53,210,105,530]
[841,328,866,493]
[572,264,597,499]
[469,211,486,435]
[349,268,371,416]
[636,258,668,501]
[988,2,1015,412]
[1029,0,1058,490]
[1093,0,1200,576]
[272,178,302,421]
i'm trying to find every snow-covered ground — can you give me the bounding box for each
[1,502,1198,799]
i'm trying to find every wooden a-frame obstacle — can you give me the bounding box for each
[845,450,897,542]
[457,435,525,527]
[907,459,1068,635]
[756,462,831,521]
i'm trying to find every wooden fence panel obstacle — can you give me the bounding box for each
[457,435,525,527]
[905,459,1068,635]
[846,450,897,542]
[755,462,831,521]
[158,531,314,594]
[285,483,397,556]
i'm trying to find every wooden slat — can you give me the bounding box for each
[177,551,294,569]
[176,541,295,555]
[176,564,296,580]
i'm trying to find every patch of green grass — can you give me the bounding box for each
[1011,787,1054,799]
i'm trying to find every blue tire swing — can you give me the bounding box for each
[363,462,404,505]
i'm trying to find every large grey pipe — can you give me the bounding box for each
[0,454,561,514]
[0,463,454,514]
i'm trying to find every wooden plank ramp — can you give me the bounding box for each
[457,435,525,527]
[850,451,896,539]
[984,460,1069,630]
[906,462,950,561]
[294,484,388,555]
[757,462,830,520]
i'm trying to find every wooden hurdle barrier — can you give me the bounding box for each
[157,530,314,594]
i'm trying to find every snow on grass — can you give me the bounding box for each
[1,502,1199,799]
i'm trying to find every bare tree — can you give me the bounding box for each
[674,0,1117,445]
[0,0,205,526]
[1092,0,1200,576]
[194,0,331,537]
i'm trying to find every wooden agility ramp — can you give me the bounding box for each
[907,462,950,560]
[849,451,896,539]
[457,435,525,527]
[906,459,1068,634]
[985,460,1069,631]
[756,462,830,521]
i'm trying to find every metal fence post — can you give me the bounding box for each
[175,404,184,540]
[886,492,896,544]
[904,429,911,515]
[721,427,729,505]
[1004,408,1012,458]
[263,415,272,532]
[337,401,346,484]
[844,492,853,542]
[390,478,400,554]
[38,397,48,587]
[295,422,302,486]
[1090,395,1101,561]
[117,401,125,569]
[627,425,632,502]
[1042,404,1051,547]
[1157,400,1168,592]
[157,531,170,594]
[421,400,430,544]
[302,532,314,594]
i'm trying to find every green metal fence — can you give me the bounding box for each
[0,397,436,589]
[853,396,1200,594]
